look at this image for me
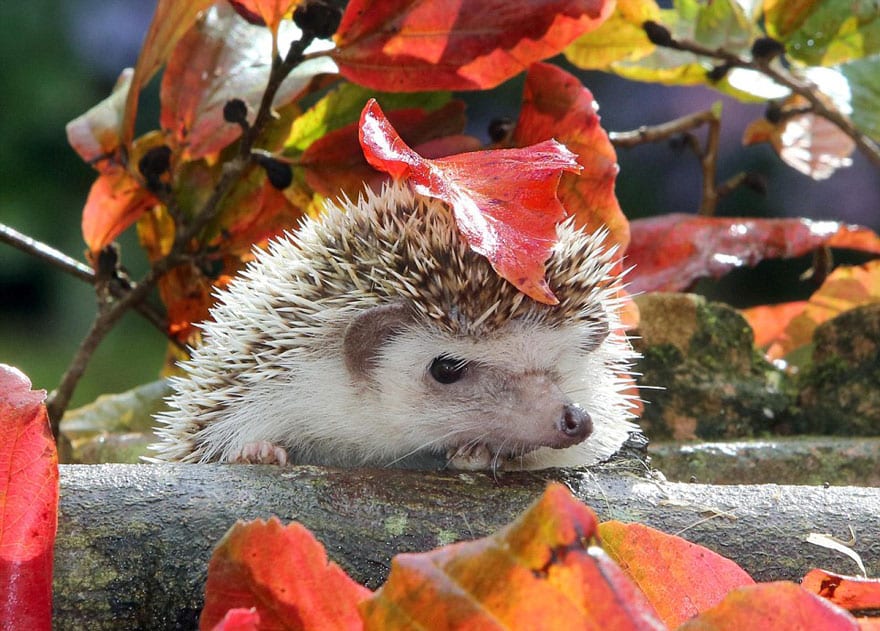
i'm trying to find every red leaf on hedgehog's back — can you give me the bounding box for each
[200,517,371,631]
[513,62,629,253]
[359,99,581,305]
[0,365,58,631]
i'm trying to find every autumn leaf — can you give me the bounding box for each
[743,95,855,180]
[513,62,629,252]
[209,607,260,631]
[626,214,880,294]
[361,484,665,630]
[200,517,371,631]
[678,581,859,630]
[300,100,474,199]
[599,521,754,628]
[160,3,336,160]
[0,365,58,631]
[81,165,158,254]
[359,98,582,304]
[564,0,660,70]
[229,0,300,32]
[764,259,880,360]
[801,569,880,613]
[65,68,133,168]
[333,0,613,91]
[740,301,809,348]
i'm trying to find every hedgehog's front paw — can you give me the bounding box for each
[230,441,289,465]
[446,444,494,471]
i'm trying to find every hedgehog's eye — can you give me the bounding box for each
[429,356,467,384]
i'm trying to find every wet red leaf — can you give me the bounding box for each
[200,517,371,631]
[359,99,581,304]
[802,569,880,613]
[333,0,613,91]
[0,365,58,631]
[513,62,629,252]
[599,521,754,628]
[361,484,665,630]
[678,581,859,630]
[626,214,880,294]
[82,166,157,254]
[300,100,473,198]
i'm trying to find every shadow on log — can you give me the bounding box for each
[55,464,880,630]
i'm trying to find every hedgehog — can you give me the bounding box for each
[149,181,639,470]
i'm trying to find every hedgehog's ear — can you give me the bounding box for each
[343,303,411,378]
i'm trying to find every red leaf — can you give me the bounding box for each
[599,521,754,628]
[161,4,336,160]
[200,517,370,631]
[0,365,58,631]
[361,484,665,630]
[82,166,157,254]
[678,581,859,630]
[626,214,880,294]
[513,62,629,252]
[121,0,216,150]
[802,569,880,613]
[333,0,613,91]
[229,0,298,31]
[210,607,260,631]
[300,100,474,198]
[359,99,581,304]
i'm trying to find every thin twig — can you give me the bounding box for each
[610,108,723,214]
[45,30,319,432]
[0,221,175,342]
[651,27,880,169]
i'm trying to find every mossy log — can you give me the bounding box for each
[55,464,880,630]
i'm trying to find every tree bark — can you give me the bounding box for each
[54,464,880,630]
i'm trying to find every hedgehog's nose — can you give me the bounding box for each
[557,404,593,443]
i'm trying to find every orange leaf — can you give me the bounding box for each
[200,517,371,631]
[0,365,58,631]
[802,569,880,613]
[121,0,216,149]
[626,214,880,294]
[678,581,859,630]
[740,301,809,348]
[229,0,299,31]
[513,62,629,252]
[82,166,157,253]
[359,99,582,304]
[767,259,880,359]
[361,484,665,630]
[333,0,613,91]
[599,521,754,628]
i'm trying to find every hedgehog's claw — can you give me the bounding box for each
[446,443,494,471]
[231,441,289,465]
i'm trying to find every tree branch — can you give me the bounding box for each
[643,22,880,169]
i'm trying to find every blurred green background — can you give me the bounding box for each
[1,1,878,411]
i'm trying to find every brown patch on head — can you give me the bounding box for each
[343,302,412,379]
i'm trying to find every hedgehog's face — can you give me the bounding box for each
[342,301,633,470]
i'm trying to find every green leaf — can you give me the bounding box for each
[837,54,880,140]
[764,0,880,66]
[284,83,452,155]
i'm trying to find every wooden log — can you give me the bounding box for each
[54,464,880,630]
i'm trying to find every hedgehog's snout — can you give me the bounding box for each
[557,404,593,444]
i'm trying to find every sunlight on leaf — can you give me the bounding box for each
[564,0,660,69]
[334,0,613,90]
[66,68,133,168]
